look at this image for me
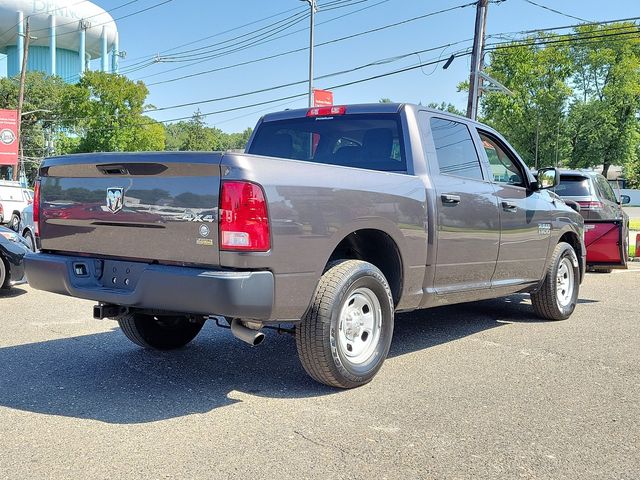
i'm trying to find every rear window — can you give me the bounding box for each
[555,176,591,197]
[248,114,406,173]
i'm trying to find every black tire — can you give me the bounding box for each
[22,230,36,252]
[295,260,394,389]
[9,213,20,232]
[0,258,9,289]
[117,313,205,350]
[590,267,613,274]
[531,242,580,320]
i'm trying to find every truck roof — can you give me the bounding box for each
[259,103,475,124]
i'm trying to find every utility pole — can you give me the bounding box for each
[466,0,489,120]
[302,0,318,108]
[14,16,32,181]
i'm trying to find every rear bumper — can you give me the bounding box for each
[24,253,274,319]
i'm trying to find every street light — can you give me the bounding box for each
[300,0,318,108]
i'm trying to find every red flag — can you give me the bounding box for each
[313,89,333,107]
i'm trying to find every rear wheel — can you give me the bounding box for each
[117,313,205,350]
[295,260,394,389]
[22,230,35,252]
[531,242,580,320]
[9,213,20,232]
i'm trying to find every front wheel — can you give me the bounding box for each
[296,260,394,389]
[531,242,580,320]
[117,313,205,350]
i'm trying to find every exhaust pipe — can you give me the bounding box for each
[230,318,265,346]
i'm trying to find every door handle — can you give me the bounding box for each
[502,201,518,212]
[441,194,461,204]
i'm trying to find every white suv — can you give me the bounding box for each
[0,181,33,232]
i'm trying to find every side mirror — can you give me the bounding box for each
[536,167,559,190]
[620,195,631,205]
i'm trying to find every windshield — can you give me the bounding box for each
[555,176,592,197]
[248,114,406,173]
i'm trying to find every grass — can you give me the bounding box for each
[630,219,640,231]
[631,244,636,258]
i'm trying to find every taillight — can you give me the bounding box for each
[307,105,346,117]
[577,201,603,210]
[219,181,270,251]
[33,180,40,236]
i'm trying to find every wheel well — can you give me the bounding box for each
[559,232,583,279]
[327,229,403,305]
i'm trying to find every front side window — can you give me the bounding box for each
[430,118,483,180]
[479,133,524,186]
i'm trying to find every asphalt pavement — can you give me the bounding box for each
[0,266,638,480]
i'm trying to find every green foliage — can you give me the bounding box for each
[477,23,640,183]
[63,71,164,152]
[479,33,573,168]
[0,72,68,180]
[426,102,465,116]
[164,111,253,152]
[379,98,393,103]
[567,23,640,179]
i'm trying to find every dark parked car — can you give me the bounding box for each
[554,170,630,220]
[0,226,29,289]
[553,170,630,272]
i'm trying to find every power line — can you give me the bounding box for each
[121,4,308,64]
[119,0,374,74]
[120,10,310,72]
[133,1,474,85]
[36,20,640,129]
[521,0,590,23]
[128,0,393,80]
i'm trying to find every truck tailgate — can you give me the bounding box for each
[584,219,628,269]
[39,152,222,266]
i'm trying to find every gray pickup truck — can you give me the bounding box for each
[25,103,585,388]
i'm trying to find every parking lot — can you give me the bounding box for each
[0,266,638,480]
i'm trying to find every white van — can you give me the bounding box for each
[0,180,33,231]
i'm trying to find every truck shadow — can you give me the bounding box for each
[0,294,585,424]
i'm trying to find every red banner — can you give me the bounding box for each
[0,109,18,166]
[313,89,334,107]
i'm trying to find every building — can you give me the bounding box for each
[0,0,120,82]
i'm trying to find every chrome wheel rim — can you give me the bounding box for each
[337,287,382,365]
[556,258,574,308]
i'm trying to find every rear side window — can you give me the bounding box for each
[430,118,483,180]
[556,176,591,196]
[248,114,406,173]
[595,175,617,202]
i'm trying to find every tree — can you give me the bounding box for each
[63,71,164,152]
[426,102,465,116]
[0,72,70,179]
[566,23,640,179]
[164,111,253,152]
[181,110,215,151]
[478,34,573,168]
[379,98,393,103]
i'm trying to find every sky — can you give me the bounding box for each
[2,0,639,133]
